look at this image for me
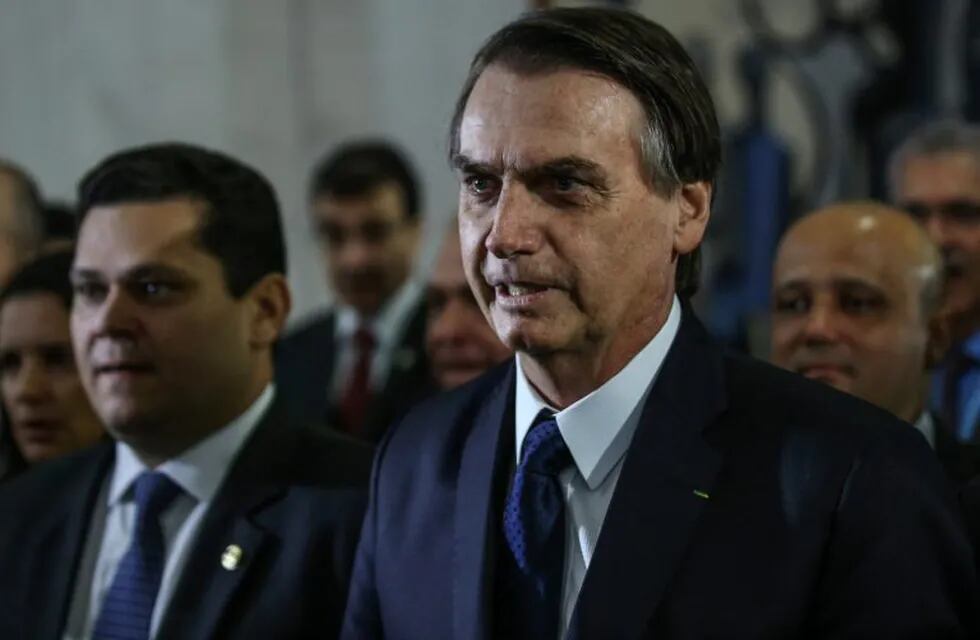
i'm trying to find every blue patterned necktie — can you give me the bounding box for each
[92,471,183,640]
[502,410,574,640]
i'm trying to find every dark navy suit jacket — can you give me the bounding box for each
[342,310,978,639]
[0,402,373,640]
[276,305,433,442]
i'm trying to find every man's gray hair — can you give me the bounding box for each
[888,119,980,202]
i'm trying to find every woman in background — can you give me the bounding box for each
[0,250,102,480]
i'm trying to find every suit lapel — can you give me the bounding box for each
[568,312,727,640]
[156,405,291,640]
[31,444,114,640]
[453,365,515,640]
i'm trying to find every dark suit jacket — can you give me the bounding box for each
[342,310,978,639]
[0,401,373,640]
[934,414,980,486]
[275,303,433,442]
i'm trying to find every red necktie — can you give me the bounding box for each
[339,326,376,435]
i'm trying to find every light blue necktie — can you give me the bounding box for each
[92,471,182,640]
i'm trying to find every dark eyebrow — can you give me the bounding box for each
[70,263,191,282]
[524,157,608,185]
[451,154,497,174]
[453,154,608,185]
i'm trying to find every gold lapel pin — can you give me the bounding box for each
[221,544,244,571]
[692,490,710,500]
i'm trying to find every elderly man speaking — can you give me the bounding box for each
[342,8,977,639]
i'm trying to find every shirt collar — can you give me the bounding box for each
[514,296,681,489]
[913,411,936,449]
[107,384,275,506]
[335,280,422,349]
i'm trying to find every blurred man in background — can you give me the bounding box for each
[890,120,980,443]
[425,224,511,390]
[276,140,431,440]
[771,201,980,482]
[0,160,45,286]
[0,143,371,640]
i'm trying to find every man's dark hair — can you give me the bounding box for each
[448,8,721,297]
[0,160,45,255]
[41,201,77,244]
[309,140,421,221]
[0,249,73,312]
[77,143,286,298]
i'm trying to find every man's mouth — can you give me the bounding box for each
[496,282,549,297]
[93,362,154,376]
[797,363,855,383]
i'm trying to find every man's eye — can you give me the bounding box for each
[0,352,20,376]
[552,175,582,192]
[840,294,882,314]
[73,282,106,302]
[773,294,809,314]
[464,175,496,197]
[140,282,172,296]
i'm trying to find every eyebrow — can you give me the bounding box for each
[774,277,883,292]
[452,154,610,188]
[70,263,191,282]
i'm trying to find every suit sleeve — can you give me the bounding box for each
[809,429,980,638]
[340,434,389,639]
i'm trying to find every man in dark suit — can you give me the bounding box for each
[890,120,980,444]
[276,141,432,441]
[770,200,980,484]
[0,143,372,640]
[342,8,978,639]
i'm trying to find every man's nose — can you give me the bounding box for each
[485,184,543,259]
[800,303,841,344]
[11,358,51,403]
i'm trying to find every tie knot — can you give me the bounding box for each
[353,326,376,351]
[132,471,182,521]
[520,413,572,476]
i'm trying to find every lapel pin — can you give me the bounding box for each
[692,490,710,500]
[221,544,244,571]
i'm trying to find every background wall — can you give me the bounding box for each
[0,0,868,325]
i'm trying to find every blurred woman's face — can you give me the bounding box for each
[0,292,103,463]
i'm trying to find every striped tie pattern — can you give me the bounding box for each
[92,471,182,640]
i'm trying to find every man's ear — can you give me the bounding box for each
[925,308,951,369]
[674,181,712,255]
[247,273,292,349]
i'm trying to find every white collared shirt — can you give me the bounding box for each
[514,296,681,639]
[331,280,422,399]
[63,385,275,640]
[914,411,937,449]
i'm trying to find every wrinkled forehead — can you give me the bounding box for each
[458,65,646,169]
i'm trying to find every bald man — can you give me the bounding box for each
[425,226,511,390]
[770,201,980,482]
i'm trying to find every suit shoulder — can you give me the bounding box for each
[721,352,933,456]
[380,361,512,455]
[278,311,335,352]
[271,422,375,485]
[0,443,107,517]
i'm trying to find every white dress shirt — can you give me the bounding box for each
[914,411,937,449]
[513,296,681,639]
[63,385,274,640]
[331,280,422,400]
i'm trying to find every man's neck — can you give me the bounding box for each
[519,304,673,409]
